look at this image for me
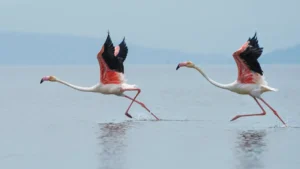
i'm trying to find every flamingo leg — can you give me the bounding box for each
[123,94,159,120]
[121,88,159,120]
[230,97,266,121]
[120,88,140,118]
[259,98,286,126]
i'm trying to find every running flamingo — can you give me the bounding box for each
[40,32,159,120]
[176,33,286,126]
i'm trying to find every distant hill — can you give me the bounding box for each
[0,31,299,65]
[0,31,230,65]
[259,45,300,64]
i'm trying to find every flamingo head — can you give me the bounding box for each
[40,76,57,84]
[176,61,195,70]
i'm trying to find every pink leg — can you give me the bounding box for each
[259,98,286,126]
[120,88,140,119]
[123,95,150,111]
[123,94,159,120]
[230,97,266,121]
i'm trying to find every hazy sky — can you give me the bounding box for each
[1,0,299,54]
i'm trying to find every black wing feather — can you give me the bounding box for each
[116,37,128,63]
[240,32,264,75]
[101,32,125,73]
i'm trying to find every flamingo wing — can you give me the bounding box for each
[232,32,264,84]
[97,32,125,85]
[114,37,128,63]
[101,33,125,73]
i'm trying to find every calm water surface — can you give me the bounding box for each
[0,64,299,169]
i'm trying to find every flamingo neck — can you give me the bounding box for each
[193,65,231,90]
[56,79,96,92]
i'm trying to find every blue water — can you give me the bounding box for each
[0,64,299,169]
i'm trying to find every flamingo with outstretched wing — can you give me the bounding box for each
[40,32,159,120]
[176,33,286,126]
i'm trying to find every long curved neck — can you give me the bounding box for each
[56,79,95,92]
[193,65,230,90]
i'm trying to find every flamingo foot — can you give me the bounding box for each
[125,113,132,118]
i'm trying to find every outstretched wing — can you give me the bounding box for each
[232,32,265,84]
[97,33,124,73]
[101,33,124,73]
[114,37,128,63]
[240,33,264,75]
[97,32,125,85]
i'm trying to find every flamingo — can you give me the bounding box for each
[176,32,286,126]
[40,32,159,120]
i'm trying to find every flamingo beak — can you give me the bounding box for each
[176,64,180,70]
[40,79,44,84]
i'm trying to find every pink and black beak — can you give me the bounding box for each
[176,62,186,70]
[40,76,50,84]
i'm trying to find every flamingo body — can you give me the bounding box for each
[226,81,277,96]
[90,83,137,95]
